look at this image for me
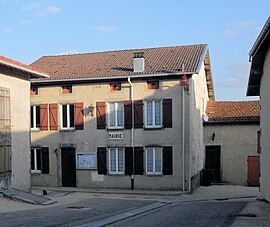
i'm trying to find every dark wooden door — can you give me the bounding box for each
[61,148,76,187]
[205,146,221,182]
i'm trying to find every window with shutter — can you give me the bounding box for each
[134,147,144,175]
[163,146,173,175]
[163,99,172,128]
[97,147,107,174]
[134,100,143,128]
[109,148,124,174]
[75,102,84,130]
[60,104,74,130]
[49,103,59,131]
[108,102,124,129]
[40,104,48,131]
[145,100,162,128]
[146,147,162,175]
[41,147,50,174]
[31,148,41,173]
[96,102,106,129]
[31,105,41,130]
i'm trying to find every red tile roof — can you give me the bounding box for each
[31,44,207,81]
[0,55,48,78]
[206,101,260,124]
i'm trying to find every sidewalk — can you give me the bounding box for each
[232,200,270,226]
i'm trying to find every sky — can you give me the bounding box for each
[0,0,269,100]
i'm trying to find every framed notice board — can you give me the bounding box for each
[76,152,95,169]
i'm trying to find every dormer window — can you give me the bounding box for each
[62,85,72,94]
[110,83,121,91]
[147,81,159,90]
[31,86,38,95]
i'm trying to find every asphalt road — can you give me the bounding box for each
[110,201,248,227]
[0,197,154,227]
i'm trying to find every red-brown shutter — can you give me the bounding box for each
[40,104,48,131]
[96,102,106,129]
[75,102,84,130]
[124,100,132,129]
[163,99,172,128]
[49,103,59,131]
[134,100,143,128]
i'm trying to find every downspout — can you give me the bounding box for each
[182,86,185,192]
[128,77,135,190]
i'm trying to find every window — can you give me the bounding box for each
[108,102,124,129]
[31,148,41,173]
[0,89,10,129]
[30,86,38,95]
[145,100,162,128]
[61,104,75,129]
[62,85,72,94]
[109,83,121,91]
[109,148,124,174]
[146,147,162,174]
[31,105,40,129]
[147,81,159,90]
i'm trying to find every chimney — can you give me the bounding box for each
[133,52,145,72]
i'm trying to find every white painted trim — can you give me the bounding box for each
[31,148,42,173]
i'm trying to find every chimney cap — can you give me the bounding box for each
[133,52,145,58]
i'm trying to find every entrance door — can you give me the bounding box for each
[61,147,76,187]
[247,155,260,186]
[205,146,221,182]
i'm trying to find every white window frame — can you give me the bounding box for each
[60,104,75,130]
[107,102,124,129]
[144,100,163,128]
[108,148,125,174]
[31,105,40,130]
[31,148,41,173]
[146,147,162,175]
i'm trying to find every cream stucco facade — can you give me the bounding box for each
[30,63,210,191]
[204,124,259,185]
[0,72,31,191]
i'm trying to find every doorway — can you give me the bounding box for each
[61,147,76,187]
[205,145,221,182]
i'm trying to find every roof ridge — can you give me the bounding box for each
[39,43,207,58]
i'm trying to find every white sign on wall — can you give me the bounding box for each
[77,153,95,169]
[108,131,123,140]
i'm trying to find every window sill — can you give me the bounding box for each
[108,172,125,176]
[31,171,42,175]
[31,128,41,132]
[146,173,162,176]
[107,127,124,131]
[60,128,75,132]
[144,126,163,131]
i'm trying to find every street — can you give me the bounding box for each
[0,185,261,227]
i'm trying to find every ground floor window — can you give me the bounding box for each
[109,148,124,174]
[146,147,162,174]
[31,148,41,173]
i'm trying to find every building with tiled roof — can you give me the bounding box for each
[204,100,260,186]
[29,44,214,191]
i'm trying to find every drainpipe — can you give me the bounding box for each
[182,86,185,192]
[128,77,135,190]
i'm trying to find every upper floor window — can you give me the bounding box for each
[31,105,40,129]
[109,148,124,174]
[0,89,10,129]
[31,86,38,96]
[147,81,159,90]
[61,104,75,130]
[62,85,72,94]
[146,147,162,174]
[145,100,162,128]
[108,102,124,129]
[109,83,121,91]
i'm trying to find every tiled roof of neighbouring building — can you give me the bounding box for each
[205,101,260,124]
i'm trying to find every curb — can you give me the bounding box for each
[82,202,171,227]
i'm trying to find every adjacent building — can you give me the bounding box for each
[0,56,48,191]
[204,101,260,186]
[29,44,215,191]
[247,17,270,201]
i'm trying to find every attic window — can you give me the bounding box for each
[147,81,159,90]
[62,85,73,94]
[110,83,121,91]
[31,86,38,96]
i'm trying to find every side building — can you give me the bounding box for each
[30,44,215,191]
[0,56,48,191]
[204,101,260,186]
[247,17,270,201]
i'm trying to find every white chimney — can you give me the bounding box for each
[133,52,145,72]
